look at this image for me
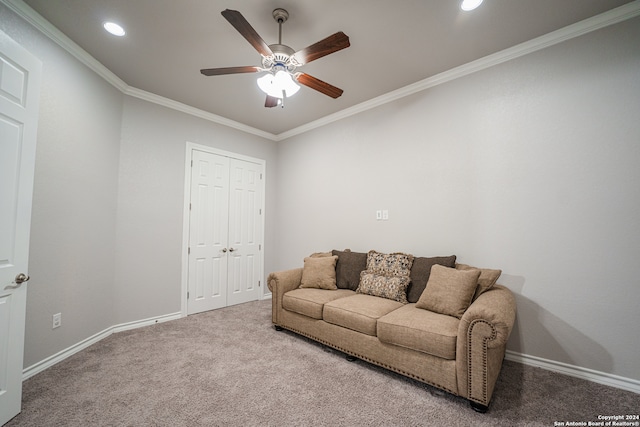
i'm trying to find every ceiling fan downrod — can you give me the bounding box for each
[272,8,289,45]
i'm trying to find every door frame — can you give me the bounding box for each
[180,142,266,316]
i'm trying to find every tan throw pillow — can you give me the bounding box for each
[416,264,481,318]
[407,255,457,303]
[309,251,333,258]
[299,256,338,290]
[455,263,502,299]
[356,271,410,304]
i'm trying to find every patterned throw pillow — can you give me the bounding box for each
[356,271,410,304]
[365,250,414,277]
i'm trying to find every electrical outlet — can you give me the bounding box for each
[52,313,62,329]
[375,210,382,220]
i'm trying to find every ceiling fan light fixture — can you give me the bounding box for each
[461,0,483,11]
[257,70,300,98]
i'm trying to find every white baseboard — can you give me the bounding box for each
[22,312,182,381]
[505,350,640,394]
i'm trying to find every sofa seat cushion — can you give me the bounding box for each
[323,294,404,336]
[283,289,356,319]
[377,304,459,360]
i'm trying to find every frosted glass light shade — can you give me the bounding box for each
[257,71,300,98]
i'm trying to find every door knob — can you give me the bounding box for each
[15,273,30,284]
[222,248,227,253]
[228,247,235,252]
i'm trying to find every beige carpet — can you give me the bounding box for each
[5,300,638,426]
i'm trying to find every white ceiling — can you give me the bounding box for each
[18,0,635,136]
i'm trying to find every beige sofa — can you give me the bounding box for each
[267,250,516,412]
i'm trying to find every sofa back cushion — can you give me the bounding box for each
[416,264,480,318]
[407,255,457,303]
[332,249,367,290]
[455,263,502,300]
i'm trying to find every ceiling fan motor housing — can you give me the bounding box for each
[262,44,298,72]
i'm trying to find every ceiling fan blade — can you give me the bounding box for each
[221,9,273,57]
[200,66,260,76]
[265,95,279,108]
[296,73,344,99]
[292,32,350,65]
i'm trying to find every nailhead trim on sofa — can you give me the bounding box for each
[467,319,497,404]
[277,323,458,395]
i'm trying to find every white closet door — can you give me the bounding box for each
[227,159,263,306]
[187,151,229,314]
[187,149,264,315]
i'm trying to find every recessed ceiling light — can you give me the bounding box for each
[103,22,126,37]
[461,0,484,11]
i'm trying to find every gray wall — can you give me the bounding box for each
[1,3,122,368]
[114,97,277,324]
[1,3,278,368]
[274,17,640,380]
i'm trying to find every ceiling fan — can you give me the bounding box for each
[200,9,350,108]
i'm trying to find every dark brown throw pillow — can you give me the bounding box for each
[332,249,367,290]
[407,255,457,303]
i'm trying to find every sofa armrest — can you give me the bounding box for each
[456,284,516,406]
[267,268,303,325]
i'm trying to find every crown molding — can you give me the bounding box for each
[3,0,639,142]
[0,0,128,92]
[275,0,640,141]
[125,87,278,141]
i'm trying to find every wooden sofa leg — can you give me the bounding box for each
[274,325,283,331]
[346,355,357,362]
[470,401,488,413]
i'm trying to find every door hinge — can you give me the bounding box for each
[191,160,193,167]
[187,291,190,299]
[260,173,263,180]
[259,208,262,215]
[259,244,261,250]
[188,247,190,254]
[258,280,261,287]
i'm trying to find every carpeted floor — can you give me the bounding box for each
[5,300,638,426]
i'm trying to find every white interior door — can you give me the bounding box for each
[187,150,230,314]
[186,148,264,315]
[0,30,42,425]
[227,159,263,306]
